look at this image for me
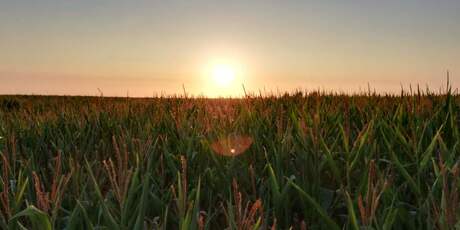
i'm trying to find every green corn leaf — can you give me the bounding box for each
[350,121,373,170]
[11,205,52,230]
[345,192,360,230]
[290,181,340,230]
[319,136,341,182]
[420,124,444,171]
[381,129,421,196]
[133,172,151,230]
[382,208,398,230]
[85,159,120,230]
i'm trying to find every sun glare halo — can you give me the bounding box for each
[212,64,236,87]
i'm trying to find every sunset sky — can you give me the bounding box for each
[1,0,459,97]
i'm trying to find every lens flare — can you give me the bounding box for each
[210,135,253,156]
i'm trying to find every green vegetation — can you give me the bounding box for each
[0,89,459,229]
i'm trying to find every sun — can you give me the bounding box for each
[202,59,244,97]
[212,64,236,87]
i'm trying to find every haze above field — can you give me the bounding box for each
[1,0,459,97]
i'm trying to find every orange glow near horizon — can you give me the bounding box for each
[1,1,459,96]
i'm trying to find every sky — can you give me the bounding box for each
[1,0,459,97]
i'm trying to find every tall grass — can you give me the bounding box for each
[0,88,459,229]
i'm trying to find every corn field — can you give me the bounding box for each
[0,88,459,229]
